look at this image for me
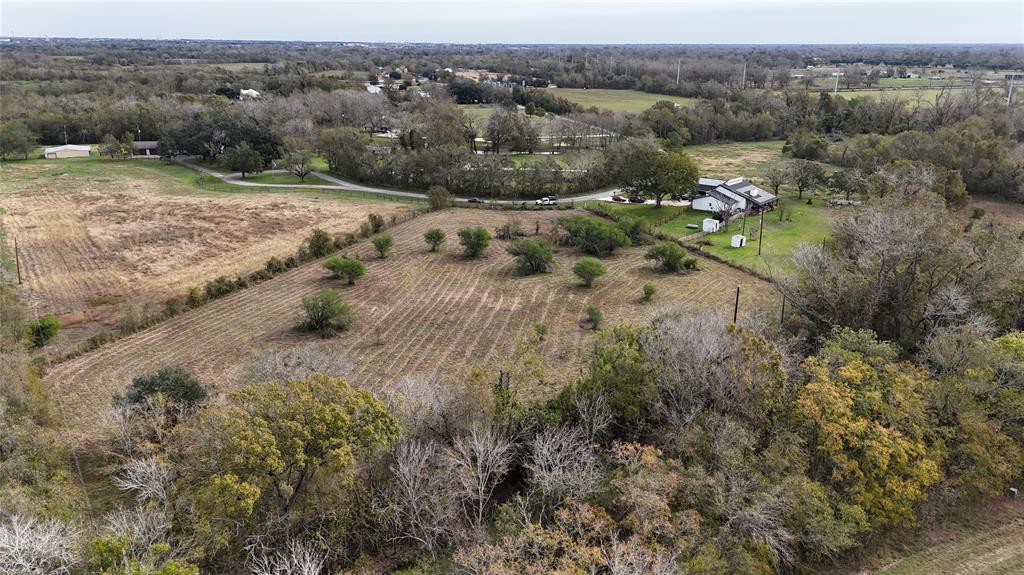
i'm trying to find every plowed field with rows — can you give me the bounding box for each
[0,159,408,348]
[46,208,780,441]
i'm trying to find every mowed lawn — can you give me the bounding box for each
[240,171,332,186]
[698,190,836,277]
[594,188,838,278]
[586,140,837,277]
[548,88,701,113]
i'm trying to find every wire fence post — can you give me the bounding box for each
[733,286,740,323]
[14,237,22,284]
[780,294,786,325]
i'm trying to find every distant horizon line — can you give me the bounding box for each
[4,36,1023,47]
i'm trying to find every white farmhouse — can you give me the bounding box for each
[691,177,777,214]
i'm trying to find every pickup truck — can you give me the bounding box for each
[535,197,559,206]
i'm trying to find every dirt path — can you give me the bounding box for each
[178,160,618,203]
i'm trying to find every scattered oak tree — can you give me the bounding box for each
[790,159,826,200]
[224,141,264,178]
[607,138,699,207]
[283,149,313,182]
[323,256,365,285]
[572,257,606,287]
[424,228,446,251]
[458,226,492,258]
[645,241,687,273]
[506,239,554,275]
[372,234,394,259]
[427,185,453,210]
[298,289,354,338]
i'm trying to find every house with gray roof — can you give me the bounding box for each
[692,177,777,214]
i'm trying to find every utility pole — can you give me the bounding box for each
[733,286,741,323]
[757,211,765,255]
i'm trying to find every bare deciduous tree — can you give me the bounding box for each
[112,456,171,507]
[0,514,78,575]
[247,539,326,575]
[723,487,797,568]
[102,505,171,560]
[378,376,488,440]
[449,425,515,528]
[574,390,613,444]
[603,538,681,575]
[762,164,789,195]
[244,346,352,383]
[379,440,461,553]
[526,426,601,514]
[640,312,733,426]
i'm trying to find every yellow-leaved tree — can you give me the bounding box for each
[797,329,944,529]
[173,374,400,559]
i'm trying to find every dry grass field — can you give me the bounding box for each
[45,208,780,442]
[683,140,786,179]
[0,159,408,346]
[969,196,1024,231]
[838,498,1024,575]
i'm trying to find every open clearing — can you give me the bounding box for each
[548,88,701,113]
[0,158,408,346]
[694,189,837,276]
[837,498,1024,575]
[969,196,1024,231]
[683,140,786,179]
[45,208,779,442]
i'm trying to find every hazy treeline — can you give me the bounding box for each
[1,39,1022,202]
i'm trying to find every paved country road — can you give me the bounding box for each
[176,159,617,204]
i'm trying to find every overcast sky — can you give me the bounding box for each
[1,0,1021,44]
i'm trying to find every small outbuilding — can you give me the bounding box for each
[731,234,747,248]
[44,144,91,159]
[702,218,721,233]
[133,141,159,157]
